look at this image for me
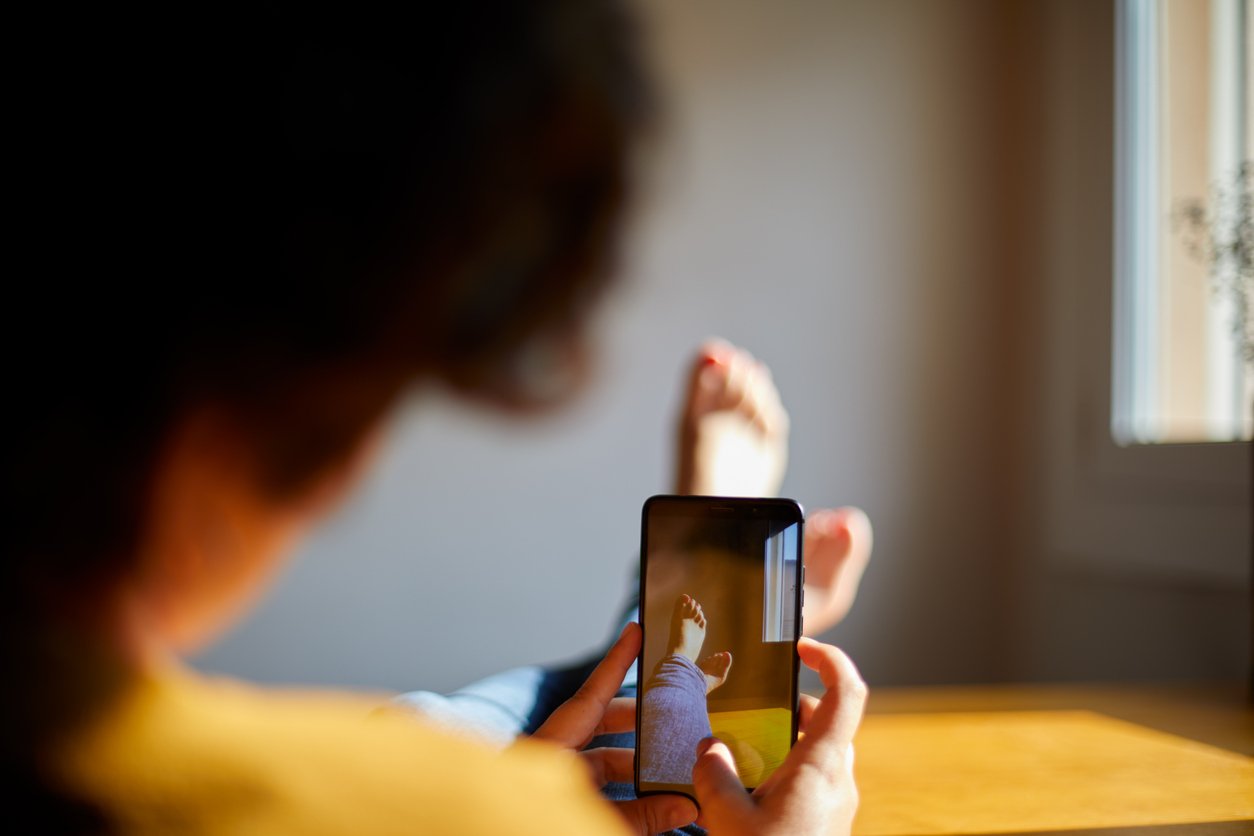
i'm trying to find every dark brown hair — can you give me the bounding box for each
[9,1,652,592]
[3,3,652,825]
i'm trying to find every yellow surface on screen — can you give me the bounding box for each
[708,707,792,787]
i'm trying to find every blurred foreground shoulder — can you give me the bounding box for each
[53,670,631,835]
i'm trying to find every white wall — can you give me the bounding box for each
[195,0,1251,694]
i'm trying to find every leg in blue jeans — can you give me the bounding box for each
[393,603,706,834]
[393,603,639,744]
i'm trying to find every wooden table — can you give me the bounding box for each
[851,683,1253,835]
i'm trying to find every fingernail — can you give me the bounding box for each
[695,736,716,757]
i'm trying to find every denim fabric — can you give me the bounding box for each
[394,606,640,744]
[394,600,708,834]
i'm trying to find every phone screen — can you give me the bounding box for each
[635,495,803,799]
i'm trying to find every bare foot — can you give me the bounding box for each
[698,651,733,694]
[667,593,707,663]
[674,339,789,497]
[802,507,873,636]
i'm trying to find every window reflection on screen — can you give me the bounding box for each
[762,525,798,643]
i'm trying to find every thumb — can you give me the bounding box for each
[613,795,698,836]
[691,738,755,829]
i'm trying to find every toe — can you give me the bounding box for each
[749,361,786,434]
[686,340,734,409]
[696,337,734,366]
[677,594,695,618]
[719,350,753,412]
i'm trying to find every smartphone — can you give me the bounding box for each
[634,494,804,800]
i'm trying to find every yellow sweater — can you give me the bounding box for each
[50,666,631,835]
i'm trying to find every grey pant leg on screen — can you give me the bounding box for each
[638,654,711,786]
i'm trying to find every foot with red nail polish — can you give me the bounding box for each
[674,338,789,497]
[801,506,873,635]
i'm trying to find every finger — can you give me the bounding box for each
[532,623,641,747]
[795,640,867,752]
[614,796,698,836]
[797,693,820,734]
[691,738,755,830]
[750,697,819,797]
[580,622,642,705]
[758,689,853,798]
[593,697,636,737]
[578,747,635,786]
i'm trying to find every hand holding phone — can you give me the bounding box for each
[530,622,699,834]
[691,638,866,835]
[531,616,866,836]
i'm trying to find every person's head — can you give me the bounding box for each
[8,2,653,657]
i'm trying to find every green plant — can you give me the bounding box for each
[1173,160,1254,366]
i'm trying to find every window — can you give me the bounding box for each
[761,523,797,643]
[1031,0,1248,588]
[1114,0,1253,444]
